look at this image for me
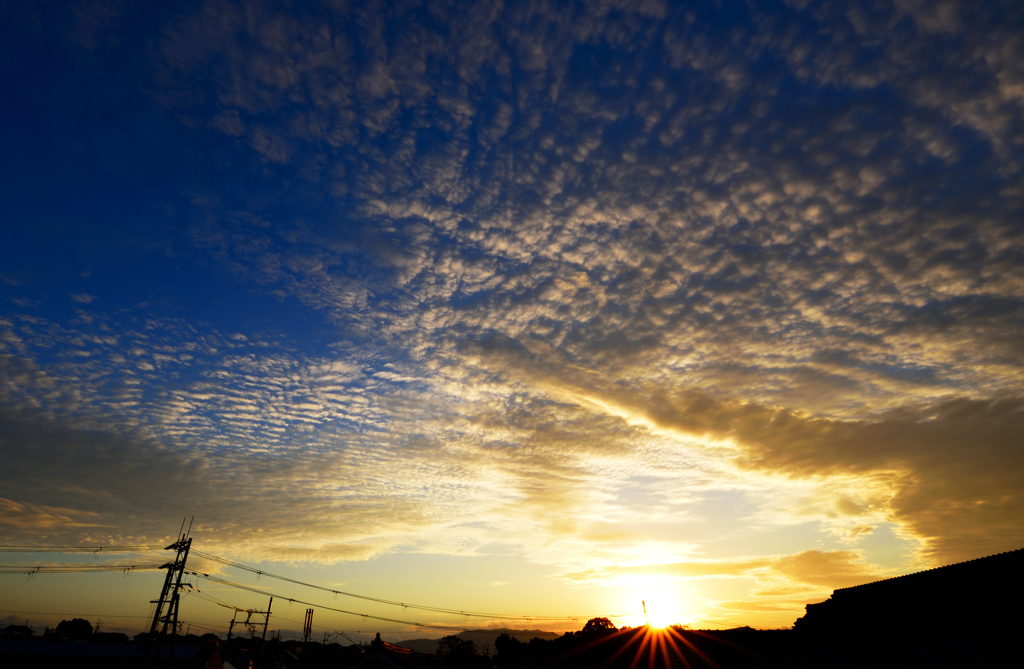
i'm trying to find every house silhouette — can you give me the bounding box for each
[795,548,1023,667]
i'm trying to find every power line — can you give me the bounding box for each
[191,549,596,622]
[182,588,304,630]
[0,545,163,553]
[182,586,302,627]
[183,589,247,612]
[182,586,250,613]
[180,584,318,639]
[176,620,229,634]
[179,588,392,634]
[2,544,639,631]
[0,564,165,574]
[189,571,488,631]
[0,609,151,619]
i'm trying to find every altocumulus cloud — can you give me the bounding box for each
[1,0,1023,596]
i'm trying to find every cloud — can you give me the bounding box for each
[2,285,1020,573]
[0,404,403,558]
[209,109,245,136]
[3,0,1023,600]
[715,600,813,613]
[768,550,885,590]
[564,549,887,595]
[552,381,1024,562]
[0,311,694,565]
[615,558,772,580]
[0,498,102,530]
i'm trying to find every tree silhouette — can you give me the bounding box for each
[54,618,93,641]
[581,617,617,636]
[494,633,526,668]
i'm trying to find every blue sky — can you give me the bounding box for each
[2,0,1023,634]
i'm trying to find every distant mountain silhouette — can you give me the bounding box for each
[395,628,560,654]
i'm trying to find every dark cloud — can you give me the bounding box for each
[0,407,215,542]
[0,498,101,530]
[0,405,446,560]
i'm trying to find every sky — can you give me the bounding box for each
[2,0,1023,639]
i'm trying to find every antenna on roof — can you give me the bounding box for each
[642,600,648,626]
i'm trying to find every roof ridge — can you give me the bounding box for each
[833,547,1024,592]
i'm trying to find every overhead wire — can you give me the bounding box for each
[176,620,229,634]
[181,588,304,628]
[191,549,618,623]
[0,608,151,620]
[179,584,323,629]
[0,545,164,553]
[2,545,640,631]
[183,587,368,639]
[189,571,491,631]
[182,589,247,613]
[0,564,165,574]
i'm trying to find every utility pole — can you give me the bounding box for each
[257,597,272,669]
[302,608,313,643]
[226,600,272,641]
[145,519,193,665]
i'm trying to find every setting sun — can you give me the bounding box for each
[639,594,681,629]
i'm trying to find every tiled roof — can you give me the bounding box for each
[834,547,1024,592]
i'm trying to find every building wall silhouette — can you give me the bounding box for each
[795,548,1023,640]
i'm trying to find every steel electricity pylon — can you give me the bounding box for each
[144,519,193,665]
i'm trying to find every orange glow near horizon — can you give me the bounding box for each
[588,625,718,669]
[631,593,681,630]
